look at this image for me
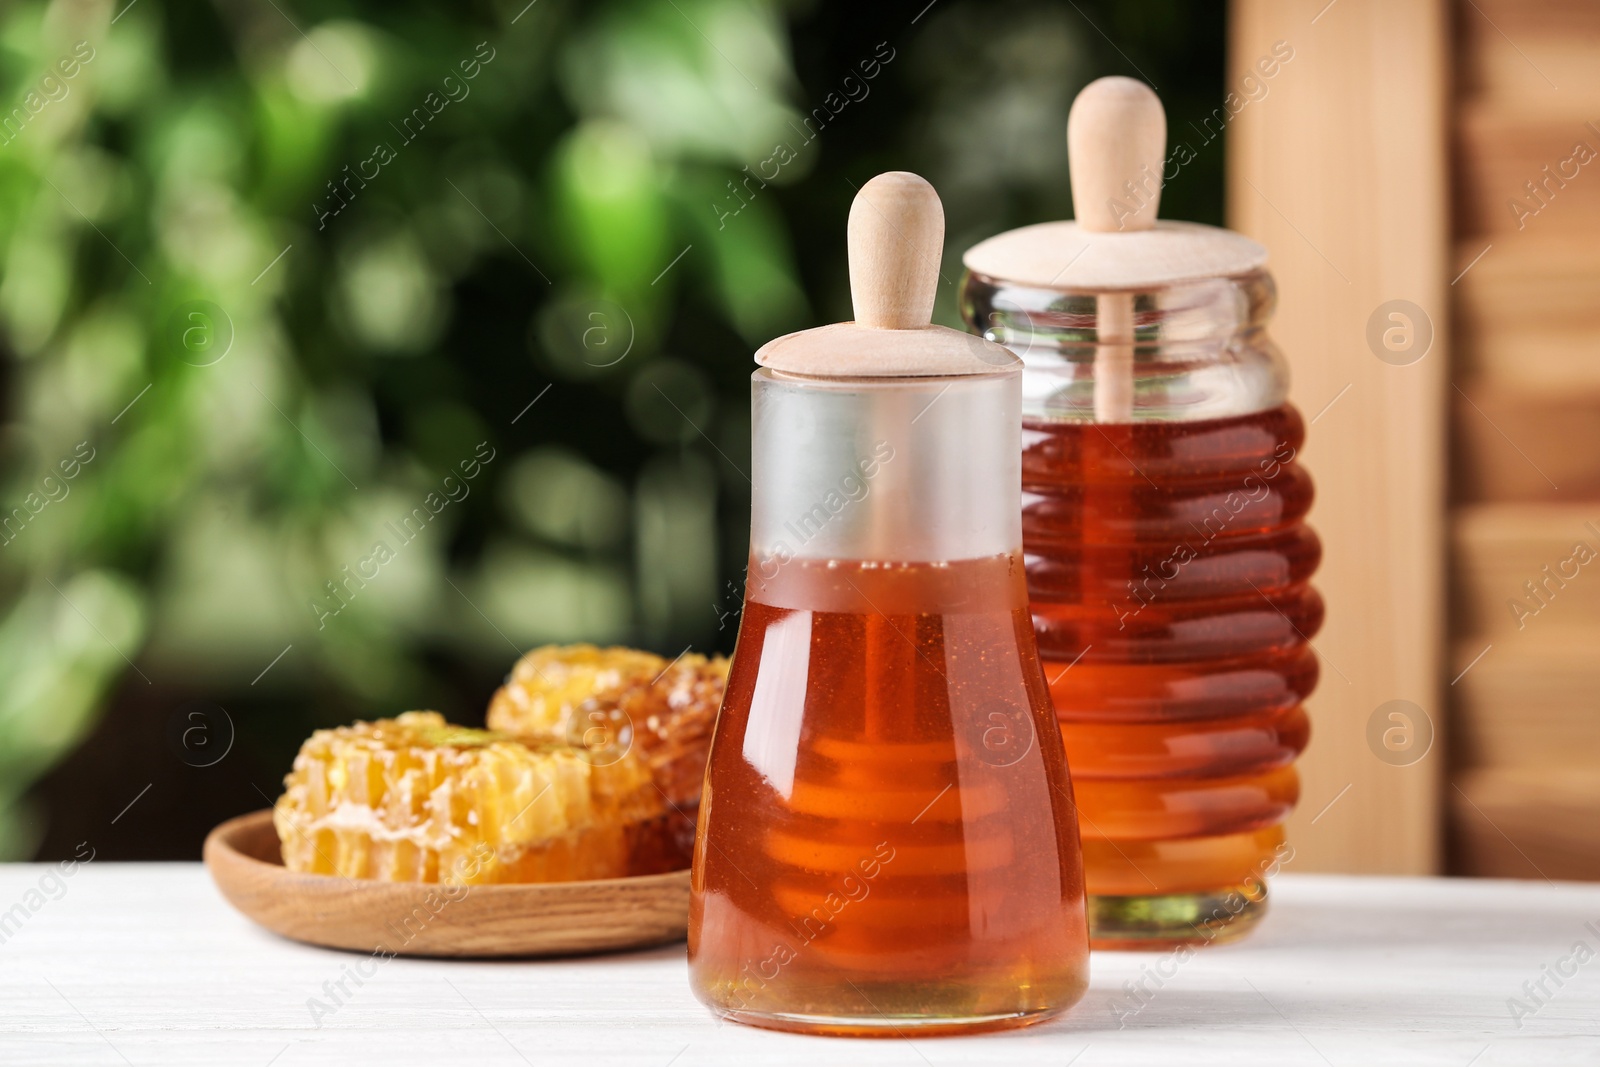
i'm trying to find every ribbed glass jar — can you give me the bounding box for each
[959,267,1319,948]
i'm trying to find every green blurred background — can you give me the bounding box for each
[0,0,1224,861]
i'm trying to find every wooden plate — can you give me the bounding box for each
[203,810,691,958]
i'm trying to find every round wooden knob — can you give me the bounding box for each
[848,171,944,330]
[1068,76,1166,233]
[758,169,1015,377]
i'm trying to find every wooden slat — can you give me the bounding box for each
[1456,334,1600,396]
[1454,235,1600,332]
[1451,634,1600,770]
[1454,103,1600,239]
[1448,0,1600,884]
[1455,0,1600,106]
[1453,767,1600,881]
[1452,387,1600,501]
[1453,503,1600,636]
[1228,0,1448,875]
[1451,235,1600,394]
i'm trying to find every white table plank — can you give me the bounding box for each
[0,865,1596,1065]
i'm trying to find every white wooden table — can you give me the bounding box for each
[2,866,1596,1065]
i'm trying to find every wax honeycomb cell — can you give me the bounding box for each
[274,711,665,884]
[486,644,729,810]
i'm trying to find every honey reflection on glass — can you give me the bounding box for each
[689,554,1088,1036]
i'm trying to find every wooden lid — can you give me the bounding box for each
[961,77,1267,291]
[757,172,1018,378]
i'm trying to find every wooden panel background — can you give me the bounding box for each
[1446,0,1600,881]
[1227,0,1449,873]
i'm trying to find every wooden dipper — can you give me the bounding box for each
[962,77,1269,420]
[757,172,1017,378]
[1074,78,1163,421]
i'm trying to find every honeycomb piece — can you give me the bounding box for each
[611,654,727,811]
[486,645,729,809]
[483,645,667,737]
[274,711,662,884]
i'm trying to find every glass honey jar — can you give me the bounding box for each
[690,172,1090,1034]
[958,78,1319,949]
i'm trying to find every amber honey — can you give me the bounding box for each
[689,554,1089,1035]
[1022,403,1319,945]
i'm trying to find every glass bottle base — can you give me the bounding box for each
[703,1004,1069,1038]
[1088,882,1269,950]
[691,967,1090,1038]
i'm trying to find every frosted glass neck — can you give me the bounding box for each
[748,369,1022,571]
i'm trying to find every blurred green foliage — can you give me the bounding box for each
[0,0,1222,858]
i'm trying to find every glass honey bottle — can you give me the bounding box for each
[957,78,1319,949]
[689,172,1090,1035]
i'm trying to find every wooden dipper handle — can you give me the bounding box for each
[1068,77,1165,233]
[848,171,944,330]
